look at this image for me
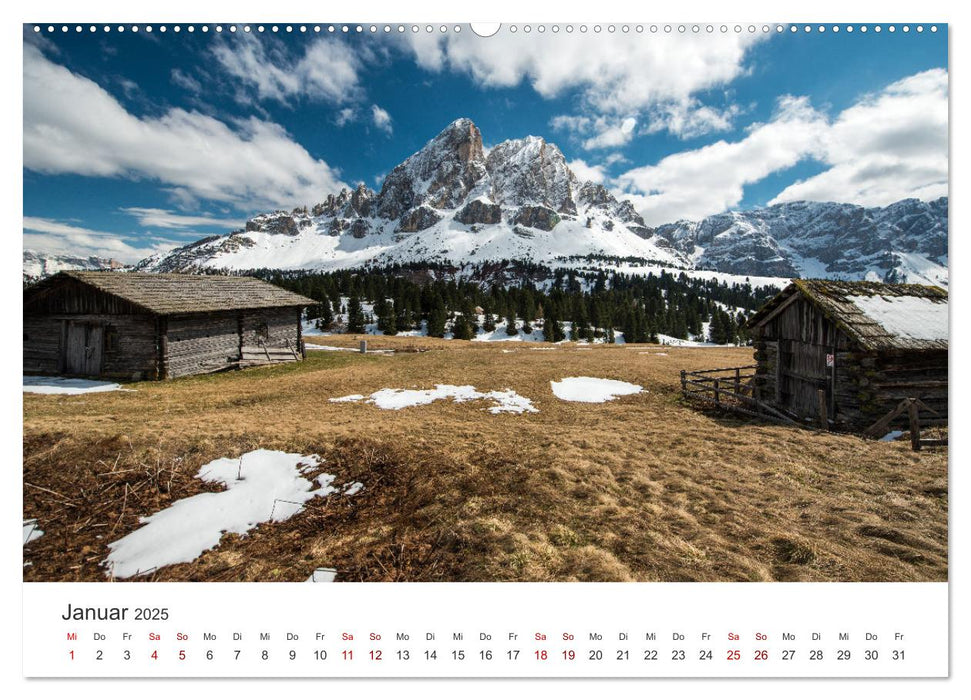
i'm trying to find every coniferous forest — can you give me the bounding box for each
[253,262,781,345]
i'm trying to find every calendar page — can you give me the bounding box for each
[17,1,955,690]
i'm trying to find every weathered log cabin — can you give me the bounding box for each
[746,279,948,431]
[24,271,315,380]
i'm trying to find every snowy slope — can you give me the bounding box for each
[652,198,948,286]
[23,250,124,281]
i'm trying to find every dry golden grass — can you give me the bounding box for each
[23,336,947,582]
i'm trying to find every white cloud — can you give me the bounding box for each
[211,36,362,105]
[551,115,638,150]
[567,158,606,184]
[603,153,629,167]
[644,99,742,140]
[615,70,948,225]
[614,96,829,225]
[170,68,202,94]
[120,208,244,230]
[23,217,179,264]
[404,30,759,141]
[769,69,948,207]
[23,44,347,211]
[403,30,762,115]
[371,104,393,135]
[335,107,356,127]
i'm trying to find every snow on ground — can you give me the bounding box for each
[472,319,545,342]
[550,377,644,403]
[880,430,905,442]
[305,344,358,352]
[24,376,129,395]
[847,294,948,342]
[103,449,348,579]
[330,384,538,414]
[892,251,949,288]
[330,394,365,403]
[655,333,721,347]
[23,519,43,545]
[306,567,337,582]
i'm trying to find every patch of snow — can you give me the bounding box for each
[847,294,948,342]
[344,482,364,496]
[306,344,357,352]
[550,377,644,403]
[306,567,337,582]
[334,384,537,414]
[879,430,905,442]
[656,333,729,347]
[24,376,129,395]
[329,394,365,403]
[23,519,43,545]
[103,450,345,579]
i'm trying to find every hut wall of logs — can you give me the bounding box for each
[746,280,948,432]
[24,271,314,381]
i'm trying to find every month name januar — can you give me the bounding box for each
[61,604,128,621]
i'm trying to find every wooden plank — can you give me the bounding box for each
[818,388,828,430]
[908,399,921,452]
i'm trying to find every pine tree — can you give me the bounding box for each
[452,314,473,340]
[427,301,447,338]
[313,298,333,331]
[383,301,398,335]
[543,310,566,343]
[505,313,518,336]
[346,296,366,334]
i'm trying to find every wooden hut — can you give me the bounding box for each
[24,271,315,380]
[745,279,948,431]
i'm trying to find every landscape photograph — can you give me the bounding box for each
[22,23,948,583]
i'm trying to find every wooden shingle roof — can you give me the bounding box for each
[27,271,315,315]
[747,279,948,351]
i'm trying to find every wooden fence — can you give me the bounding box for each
[680,365,800,427]
[862,397,948,451]
[682,366,947,451]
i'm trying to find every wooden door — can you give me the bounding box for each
[779,340,827,420]
[63,322,104,376]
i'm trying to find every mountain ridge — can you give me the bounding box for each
[26,118,948,285]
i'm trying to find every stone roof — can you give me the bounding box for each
[747,279,948,351]
[27,271,315,316]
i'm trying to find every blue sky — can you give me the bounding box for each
[23,24,948,262]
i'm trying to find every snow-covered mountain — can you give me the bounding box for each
[132,118,947,285]
[135,118,684,274]
[23,250,124,282]
[652,198,948,286]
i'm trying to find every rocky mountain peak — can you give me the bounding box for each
[375,117,486,222]
[486,135,578,215]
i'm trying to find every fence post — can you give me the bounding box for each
[680,370,686,396]
[734,368,741,394]
[713,378,720,405]
[817,388,828,430]
[359,340,368,354]
[908,398,921,451]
